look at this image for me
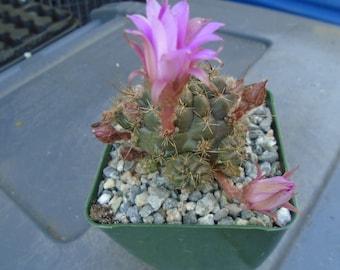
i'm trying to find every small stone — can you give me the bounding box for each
[119,200,132,213]
[135,192,149,207]
[103,166,118,179]
[139,204,154,218]
[259,115,272,132]
[235,218,249,226]
[198,214,215,225]
[143,216,154,224]
[117,160,125,172]
[183,211,197,224]
[179,189,190,201]
[219,193,229,208]
[277,207,292,226]
[244,161,257,179]
[254,144,263,156]
[259,214,273,227]
[97,180,104,196]
[153,212,165,224]
[177,201,186,215]
[249,217,266,227]
[225,204,242,218]
[166,208,182,223]
[149,175,170,187]
[185,202,196,211]
[214,190,221,200]
[218,217,234,225]
[214,208,230,222]
[196,193,217,216]
[148,186,170,211]
[127,206,141,223]
[188,190,202,202]
[200,183,214,194]
[97,193,112,205]
[126,185,141,203]
[256,136,277,151]
[241,209,255,220]
[260,151,279,163]
[124,160,135,171]
[109,196,123,214]
[212,203,221,214]
[163,198,178,211]
[248,129,264,140]
[114,213,128,223]
[260,161,272,175]
[103,178,115,189]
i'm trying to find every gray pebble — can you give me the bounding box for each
[179,190,190,201]
[196,193,217,216]
[244,161,258,179]
[183,211,198,224]
[241,209,255,220]
[218,216,235,225]
[225,204,242,218]
[126,185,142,203]
[103,166,118,179]
[188,190,202,202]
[148,186,170,211]
[124,160,135,171]
[127,206,141,223]
[163,198,178,211]
[200,183,214,194]
[248,129,264,140]
[153,212,165,224]
[259,114,272,132]
[119,200,132,213]
[97,180,104,196]
[214,208,230,222]
[198,214,215,225]
[260,151,279,163]
[139,204,154,218]
[260,161,272,175]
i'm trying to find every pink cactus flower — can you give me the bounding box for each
[125,0,224,134]
[242,165,299,225]
[214,165,298,226]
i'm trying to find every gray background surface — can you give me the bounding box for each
[1,0,339,269]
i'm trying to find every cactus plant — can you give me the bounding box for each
[93,65,267,190]
[91,0,298,222]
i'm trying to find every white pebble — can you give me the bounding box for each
[97,193,111,205]
[277,207,291,226]
[117,160,125,172]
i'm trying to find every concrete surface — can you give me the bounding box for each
[1,0,339,269]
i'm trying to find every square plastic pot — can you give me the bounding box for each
[84,90,298,270]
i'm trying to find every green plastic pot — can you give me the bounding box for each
[84,90,298,270]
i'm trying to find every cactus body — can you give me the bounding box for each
[94,67,266,190]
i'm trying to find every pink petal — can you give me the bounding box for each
[126,14,152,39]
[172,0,189,46]
[151,80,167,105]
[146,0,161,19]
